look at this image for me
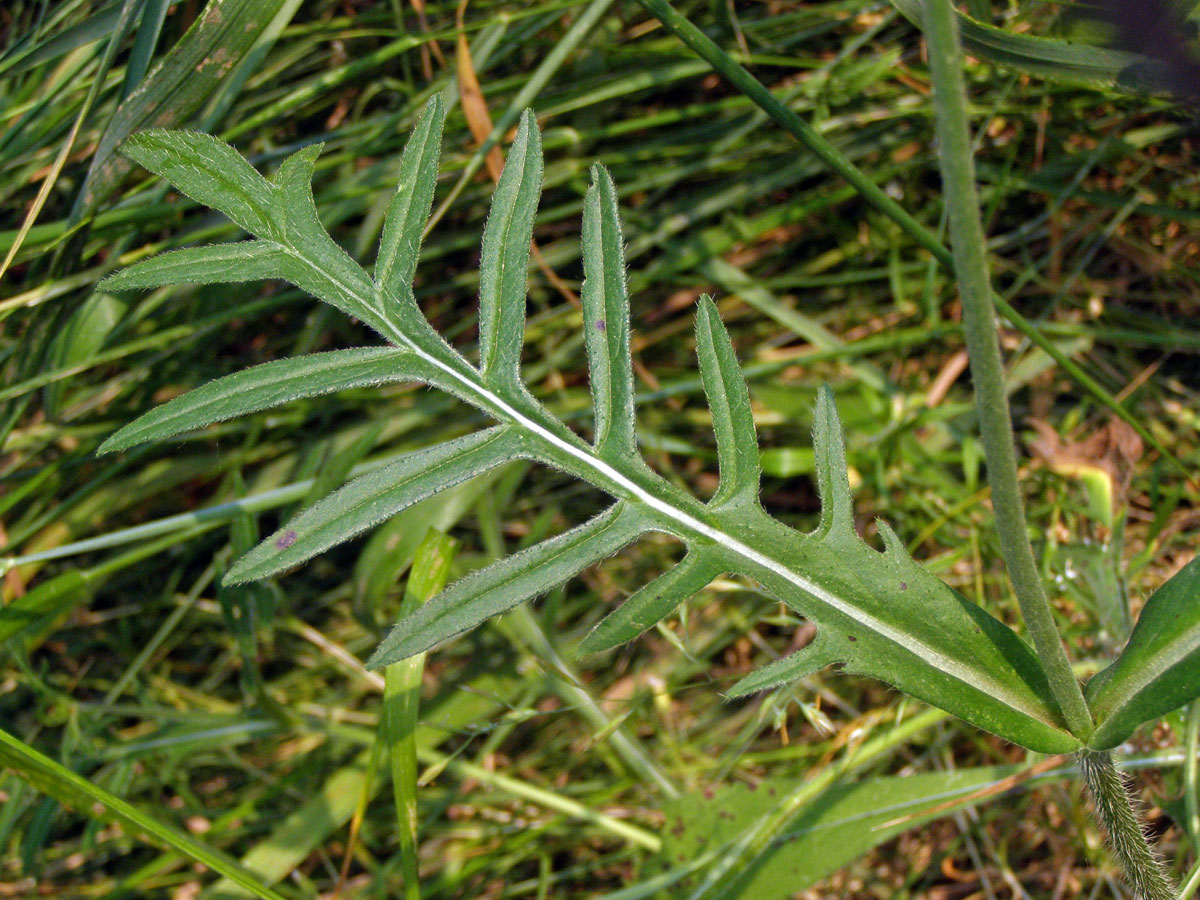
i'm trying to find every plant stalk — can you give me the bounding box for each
[631,0,1188,484]
[921,0,1093,740]
[1080,750,1176,900]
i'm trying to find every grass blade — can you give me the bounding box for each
[0,727,286,900]
[383,530,457,900]
[80,0,292,211]
[889,0,1172,92]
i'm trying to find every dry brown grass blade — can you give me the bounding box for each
[455,0,504,182]
[408,0,446,81]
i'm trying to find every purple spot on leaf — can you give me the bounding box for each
[900,581,908,591]
[276,530,298,549]
[596,319,606,332]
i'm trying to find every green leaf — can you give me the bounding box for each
[377,96,445,307]
[888,0,1171,92]
[695,295,761,511]
[43,291,128,416]
[271,143,385,329]
[227,427,527,584]
[100,241,290,292]
[382,529,457,897]
[725,630,842,697]
[478,109,542,393]
[0,571,93,643]
[708,399,1079,753]
[0,727,286,900]
[79,0,293,211]
[98,349,437,454]
[810,384,854,538]
[119,129,278,239]
[581,164,640,465]
[580,549,722,654]
[1085,557,1200,750]
[657,765,1028,900]
[103,110,1083,755]
[116,133,390,335]
[367,502,650,669]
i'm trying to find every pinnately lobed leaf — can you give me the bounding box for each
[103,98,1094,753]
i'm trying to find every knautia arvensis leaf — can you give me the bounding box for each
[100,96,1088,754]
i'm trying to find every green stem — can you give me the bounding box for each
[921,0,1092,740]
[1186,701,1200,854]
[384,530,458,900]
[631,0,1187,484]
[1079,750,1176,900]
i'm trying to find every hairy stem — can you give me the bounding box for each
[921,0,1093,739]
[1080,750,1176,900]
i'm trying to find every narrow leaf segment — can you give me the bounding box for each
[103,99,1086,753]
[98,349,437,454]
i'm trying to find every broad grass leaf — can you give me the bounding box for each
[889,0,1171,93]
[1085,557,1200,750]
[80,0,294,210]
[658,765,1027,900]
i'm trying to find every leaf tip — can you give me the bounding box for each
[95,434,126,456]
[423,92,446,120]
[98,269,136,292]
[510,109,543,165]
[364,629,413,671]
[875,518,906,558]
[577,627,618,657]
[224,541,277,585]
[811,384,854,539]
[694,294,720,336]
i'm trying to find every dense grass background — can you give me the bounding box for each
[1,1,1198,897]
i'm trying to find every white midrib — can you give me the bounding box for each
[295,250,1058,728]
